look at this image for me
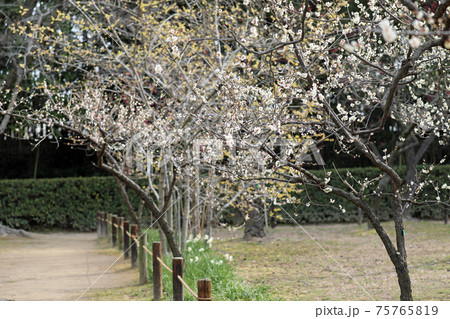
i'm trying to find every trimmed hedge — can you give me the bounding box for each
[273,165,450,224]
[0,176,146,231]
[0,165,448,231]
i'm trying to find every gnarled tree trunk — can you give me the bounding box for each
[244,205,266,240]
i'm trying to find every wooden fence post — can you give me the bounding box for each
[139,232,149,285]
[153,242,163,300]
[123,221,130,259]
[197,278,212,301]
[111,215,118,247]
[117,217,124,250]
[172,257,184,301]
[357,208,363,225]
[131,224,138,268]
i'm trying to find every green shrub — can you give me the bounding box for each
[0,176,147,231]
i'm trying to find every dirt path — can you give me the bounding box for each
[0,232,138,300]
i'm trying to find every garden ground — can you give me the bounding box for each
[213,221,449,300]
[0,220,448,300]
[87,220,448,301]
[0,232,138,300]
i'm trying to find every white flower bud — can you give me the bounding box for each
[379,20,397,43]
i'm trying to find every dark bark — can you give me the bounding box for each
[115,177,139,224]
[244,206,266,240]
[331,187,413,300]
[368,175,390,229]
[396,260,413,301]
[403,134,435,219]
[99,155,182,257]
[369,128,434,227]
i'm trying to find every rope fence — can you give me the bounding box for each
[97,211,210,301]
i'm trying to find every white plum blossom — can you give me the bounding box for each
[379,20,397,43]
[408,37,421,48]
[250,26,258,38]
[171,45,180,57]
[253,127,261,134]
[323,187,332,193]
[342,43,355,53]
[351,12,360,24]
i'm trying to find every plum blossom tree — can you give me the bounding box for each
[11,0,259,256]
[195,0,450,300]
[5,0,449,300]
[0,0,62,135]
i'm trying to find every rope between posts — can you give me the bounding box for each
[130,237,175,282]
[142,245,153,257]
[98,216,203,301]
[157,256,173,273]
[177,275,199,300]
[134,240,199,300]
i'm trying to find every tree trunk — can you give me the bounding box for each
[332,186,413,300]
[392,186,413,300]
[369,175,390,229]
[158,166,168,255]
[205,167,215,238]
[139,232,149,284]
[174,186,181,248]
[193,166,200,237]
[167,161,174,231]
[244,206,266,240]
[395,260,413,301]
[181,174,190,252]
[363,197,413,300]
[367,208,413,300]
[33,144,40,179]
[357,207,362,225]
[403,134,435,220]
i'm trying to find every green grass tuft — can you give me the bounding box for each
[146,231,276,301]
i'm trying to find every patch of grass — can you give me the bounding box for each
[214,221,449,301]
[147,232,275,301]
[85,285,153,301]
